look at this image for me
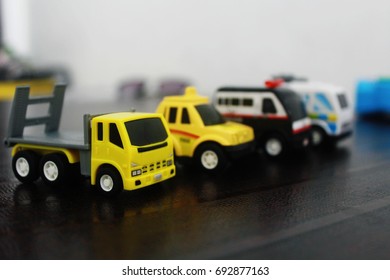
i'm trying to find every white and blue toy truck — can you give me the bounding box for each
[275,75,354,147]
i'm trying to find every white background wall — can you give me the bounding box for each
[2,0,30,56]
[3,0,390,99]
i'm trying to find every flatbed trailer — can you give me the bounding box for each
[4,85,175,195]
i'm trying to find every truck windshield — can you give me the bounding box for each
[195,104,226,126]
[125,118,168,146]
[277,89,307,121]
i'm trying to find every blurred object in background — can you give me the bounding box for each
[356,77,390,119]
[157,78,191,97]
[0,78,55,100]
[117,78,146,100]
[272,73,308,83]
[39,65,71,85]
[0,46,71,82]
[0,46,70,100]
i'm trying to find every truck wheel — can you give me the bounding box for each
[311,127,326,147]
[40,153,69,186]
[263,134,285,158]
[96,167,123,196]
[12,150,40,183]
[195,143,227,172]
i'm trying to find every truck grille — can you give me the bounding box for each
[142,159,172,174]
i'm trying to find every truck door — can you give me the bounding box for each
[176,107,195,155]
[166,106,195,157]
[93,121,128,171]
[107,122,128,166]
[313,92,336,134]
[335,92,353,135]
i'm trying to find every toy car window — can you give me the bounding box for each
[262,98,277,114]
[109,123,123,148]
[232,98,240,106]
[303,94,310,106]
[125,118,168,146]
[276,88,307,121]
[243,98,253,106]
[195,104,225,126]
[315,93,333,111]
[283,96,306,121]
[181,108,190,124]
[97,122,103,141]
[337,93,348,109]
[168,107,178,123]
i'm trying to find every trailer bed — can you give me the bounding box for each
[6,131,89,150]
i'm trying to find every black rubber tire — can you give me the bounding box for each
[96,166,123,196]
[263,134,286,158]
[194,143,228,173]
[40,153,70,187]
[311,126,327,147]
[12,150,40,183]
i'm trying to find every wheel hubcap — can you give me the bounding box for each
[312,130,323,146]
[100,175,114,192]
[266,139,282,156]
[43,161,59,181]
[16,158,29,177]
[201,150,218,170]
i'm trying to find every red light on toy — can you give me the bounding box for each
[264,79,284,88]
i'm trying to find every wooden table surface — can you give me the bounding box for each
[1,97,390,259]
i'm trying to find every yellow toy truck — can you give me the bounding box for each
[156,87,255,172]
[4,85,175,195]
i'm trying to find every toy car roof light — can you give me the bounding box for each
[271,74,308,82]
[264,79,284,88]
[184,86,198,96]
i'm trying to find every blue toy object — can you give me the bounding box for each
[356,77,390,115]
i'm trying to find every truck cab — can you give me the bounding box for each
[277,77,354,146]
[156,87,255,172]
[90,112,175,193]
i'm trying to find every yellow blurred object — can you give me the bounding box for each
[0,78,56,100]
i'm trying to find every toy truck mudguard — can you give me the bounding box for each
[4,85,175,195]
[156,87,255,172]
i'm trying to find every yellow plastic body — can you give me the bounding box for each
[11,113,175,192]
[12,144,80,163]
[0,79,56,101]
[90,112,175,191]
[155,87,254,158]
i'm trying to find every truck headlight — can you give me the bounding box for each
[131,169,142,177]
[167,159,173,166]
